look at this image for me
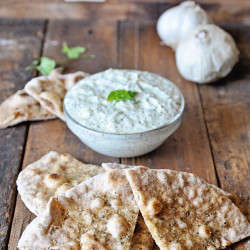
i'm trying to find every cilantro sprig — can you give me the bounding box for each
[26,42,93,75]
[107,89,140,105]
[62,42,86,59]
[26,57,56,76]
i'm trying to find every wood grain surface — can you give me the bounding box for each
[0,0,249,23]
[0,4,249,249]
[0,19,45,249]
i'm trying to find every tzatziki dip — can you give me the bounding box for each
[64,69,183,134]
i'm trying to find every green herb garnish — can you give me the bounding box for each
[26,57,56,75]
[27,42,93,75]
[107,89,140,105]
[62,42,86,59]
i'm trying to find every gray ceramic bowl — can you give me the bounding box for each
[63,78,184,158]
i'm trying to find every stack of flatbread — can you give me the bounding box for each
[16,153,249,249]
[0,70,89,129]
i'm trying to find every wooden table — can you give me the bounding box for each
[0,2,249,249]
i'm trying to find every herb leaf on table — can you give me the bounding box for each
[62,42,86,60]
[26,42,92,76]
[26,57,56,75]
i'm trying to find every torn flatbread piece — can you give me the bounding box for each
[126,166,250,250]
[17,151,104,215]
[18,170,139,250]
[0,90,55,129]
[102,163,155,250]
[25,71,89,121]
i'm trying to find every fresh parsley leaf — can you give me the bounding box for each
[26,42,92,75]
[62,42,86,59]
[107,89,139,105]
[36,57,56,75]
[26,57,56,75]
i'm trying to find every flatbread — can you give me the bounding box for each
[102,163,137,171]
[126,167,250,249]
[25,71,89,121]
[102,163,155,250]
[0,90,55,129]
[17,151,104,215]
[18,170,139,250]
[130,212,155,250]
[49,69,89,91]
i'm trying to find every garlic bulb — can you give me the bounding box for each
[157,1,211,50]
[175,24,239,84]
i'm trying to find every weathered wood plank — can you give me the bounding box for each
[8,19,120,250]
[117,20,139,69]
[119,20,217,183]
[0,19,45,249]
[0,0,249,23]
[199,23,250,249]
[0,1,158,22]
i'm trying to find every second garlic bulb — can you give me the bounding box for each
[175,24,240,84]
[157,1,211,50]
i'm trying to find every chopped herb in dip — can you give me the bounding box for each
[107,89,140,105]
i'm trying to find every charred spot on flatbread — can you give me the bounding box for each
[40,97,56,112]
[107,169,127,186]
[19,92,29,97]
[147,197,163,217]
[13,111,24,118]
[50,173,60,178]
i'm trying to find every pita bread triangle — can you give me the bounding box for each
[0,89,55,129]
[25,70,89,121]
[18,170,139,250]
[126,166,250,250]
[17,151,105,216]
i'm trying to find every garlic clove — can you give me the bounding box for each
[175,24,239,84]
[157,1,212,50]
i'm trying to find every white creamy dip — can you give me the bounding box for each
[64,69,183,134]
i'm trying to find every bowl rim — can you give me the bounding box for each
[63,69,185,136]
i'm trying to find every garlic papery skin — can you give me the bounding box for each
[157,1,211,50]
[175,24,240,84]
